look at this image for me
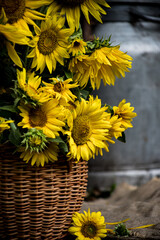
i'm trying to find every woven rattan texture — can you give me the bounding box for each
[0,145,88,240]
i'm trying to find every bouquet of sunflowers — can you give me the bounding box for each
[0,0,137,168]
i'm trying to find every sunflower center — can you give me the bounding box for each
[29,136,42,147]
[54,82,62,93]
[72,115,91,145]
[81,221,97,238]
[74,40,80,47]
[56,0,85,7]
[29,107,47,128]
[0,0,25,23]
[38,30,57,55]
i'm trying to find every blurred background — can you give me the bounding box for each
[87,0,160,192]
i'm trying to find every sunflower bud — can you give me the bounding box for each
[21,128,48,153]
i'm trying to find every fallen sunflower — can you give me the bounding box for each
[69,208,107,240]
[69,209,156,240]
[65,96,111,161]
[18,99,65,138]
[28,16,73,73]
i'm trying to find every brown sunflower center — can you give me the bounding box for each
[74,40,80,47]
[29,107,47,128]
[72,115,91,145]
[81,221,97,238]
[0,0,25,23]
[56,0,85,7]
[54,82,62,93]
[38,30,57,55]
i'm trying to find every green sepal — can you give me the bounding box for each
[50,136,68,154]
[21,129,48,153]
[64,70,73,79]
[114,223,131,237]
[0,105,17,113]
[118,132,126,143]
[71,87,81,101]
[69,27,83,41]
[106,105,114,115]
[49,136,65,143]
[80,89,90,100]
[86,35,112,54]
[13,85,39,107]
[59,142,68,154]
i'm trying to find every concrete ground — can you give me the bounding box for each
[65,178,160,239]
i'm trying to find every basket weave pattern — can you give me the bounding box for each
[0,145,88,240]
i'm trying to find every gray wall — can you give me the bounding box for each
[88,22,160,191]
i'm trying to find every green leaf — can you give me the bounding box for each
[71,87,81,101]
[106,105,114,115]
[0,105,17,113]
[14,97,20,108]
[50,136,68,154]
[69,27,83,40]
[80,90,89,100]
[64,71,73,79]
[59,142,68,154]
[9,122,21,146]
[118,132,126,143]
[50,136,64,143]
[87,41,96,49]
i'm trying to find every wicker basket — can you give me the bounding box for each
[0,145,88,240]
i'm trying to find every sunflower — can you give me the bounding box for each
[42,77,78,104]
[17,68,51,103]
[46,0,110,30]
[93,114,125,157]
[69,208,107,240]
[19,141,59,166]
[0,117,13,134]
[69,54,94,88]
[65,96,111,161]
[28,16,73,73]
[68,39,87,56]
[90,46,133,88]
[93,114,126,158]
[0,0,45,29]
[107,114,125,139]
[18,99,65,138]
[113,99,137,129]
[0,23,31,67]
[69,46,133,90]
